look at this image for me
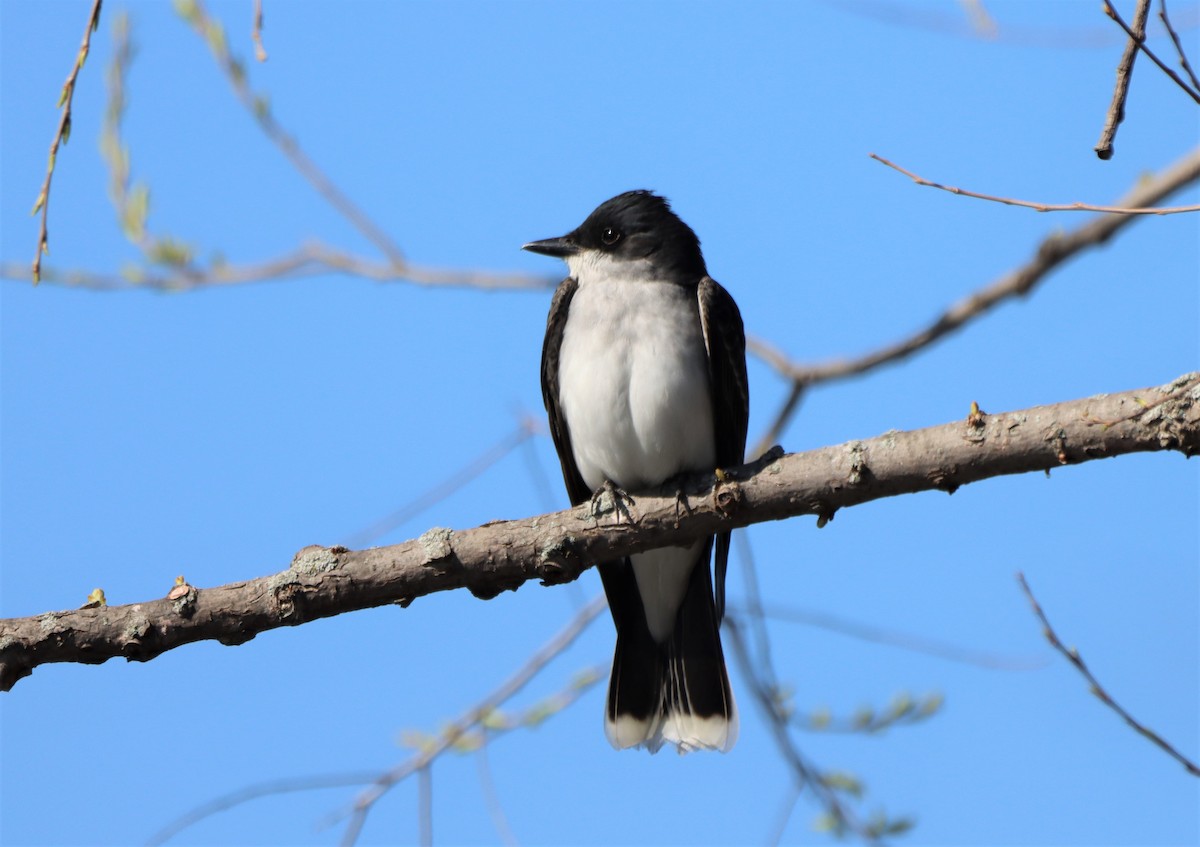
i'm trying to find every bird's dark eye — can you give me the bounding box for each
[601,227,621,246]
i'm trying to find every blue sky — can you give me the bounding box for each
[2,1,1197,845]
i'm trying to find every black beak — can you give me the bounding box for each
[522,235,579,258]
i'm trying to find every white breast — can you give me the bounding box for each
[557,268,715,493]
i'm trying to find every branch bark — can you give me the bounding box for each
[2,373,1196,691]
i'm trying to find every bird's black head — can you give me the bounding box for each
[523,190,707,281]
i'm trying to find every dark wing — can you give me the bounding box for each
[697,277,749,621]
[542,276,632,632]
[540,277,591,506]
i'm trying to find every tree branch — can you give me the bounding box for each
[1095,0,1153,160]
[0,241,557,293]
[749,146,1200,457]
[1104,0,1200,105]
[2,373,1196,691]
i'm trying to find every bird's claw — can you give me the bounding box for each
[590,479,637,524]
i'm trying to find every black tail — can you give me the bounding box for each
[599,550,737,753]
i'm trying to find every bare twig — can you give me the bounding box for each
[416,767,432,847]
[0,242,557,292]
[145,772,380,846]
[1,374,1196,689]
[1016,572,1200,777]
[736,601,1044,670]
[475,735,519,847]
[1105,0,1200,104]
[1095,0,1153,159]
[333,597,606,843]
[178,0,404,264]
[751,147,1200,452]
[767,782,804,847]
[870,153,1200,214]
[342,419,540,549]
[30,0,104,284]
[725,619,880,842]
[252,0,267,62]
[1159,0,1200,93]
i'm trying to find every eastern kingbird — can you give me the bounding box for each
[524,190,749,753]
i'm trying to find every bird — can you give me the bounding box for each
[524,190,749,753]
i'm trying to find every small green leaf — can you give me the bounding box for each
[888,692,913,719]
[450,731,482,753]
[398,729,431,750]
[479,709,507,730]
[120,262,145,284]
[852,707,875,730]
[523,703,554,726]
[808,707,831,729]
[207,24,228,58]
[812,813,838,833]
[821,770,864,799]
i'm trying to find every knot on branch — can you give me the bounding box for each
[713,475,744,516]
[537,534,587,587]
[927,466,961,494]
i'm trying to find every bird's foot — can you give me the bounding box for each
[590,479,637,524]
[671,487,694,529]
[661,473,694,529]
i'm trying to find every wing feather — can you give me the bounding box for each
[697,277,750,621]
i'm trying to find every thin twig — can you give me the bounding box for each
[871,153,1200,214]
[30,0,104,284]
[332,596,606,844]
[725,618,878,842]
[730,535,879,840]
[341,419,539,549]
[1016,572,1200,777]
[0,242,557,292]
[751,147,1200,446]
[417,766,432,847]
[1105,0,1200,104]
[475,733,519,846]
[145,772,381,846]
[180,0,406,265]
[748,367,805,461]
[1095,0,1153,159]
[767,782,803,847]
[251,0,267,62]
[736,601,1045,670]
[1159,0,1200,93]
